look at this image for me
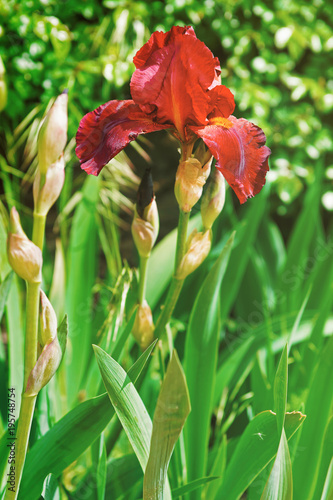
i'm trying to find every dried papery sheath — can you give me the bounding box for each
[175,229,212,280]
[174,157,212,212]
[33,155,65,215]
[7,207,42,284]
[201,169,226,229]
[38,90,68,174]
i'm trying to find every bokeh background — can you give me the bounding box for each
[1,0,333,252]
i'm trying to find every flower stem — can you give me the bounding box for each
[4,210,46,500]
[32,212,46,250]
[4,282,40,500]
[154,210,190,339]
[138,255,149,305]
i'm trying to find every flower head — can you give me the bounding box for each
[76,26,270,203]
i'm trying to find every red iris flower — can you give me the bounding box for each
[76,26,271,204]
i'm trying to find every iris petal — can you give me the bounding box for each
[75,100,169,175]
[130,26,221,137]
[191,116,271,203]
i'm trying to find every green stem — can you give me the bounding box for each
[4,282,40,500]
[4,205,46,499]
[32,212,46,251]
[175,210,190,270]
[154,210,190,339]
[138,255,149,305]
[154,277,184,339]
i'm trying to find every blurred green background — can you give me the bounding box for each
[0,0,332,237]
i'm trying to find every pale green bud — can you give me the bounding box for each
[201,169,226,229]
[132,300,155,350]
[37,91,68,174]
[39,290,57,347]
[132,198,159,258]
[33,155,65,215]
[25,315,67,397]
[7,208,42,283]
[175,229,212,280]
[174,158,212,213]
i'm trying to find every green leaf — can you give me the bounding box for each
[19,393,112,500]
[172,476,220,498]
[65,175,100,406]
[94,343,172,498]
[293,334,333,500]
[260,429,293,500]
[143,351,191,500]
[219,189,268,321]
[96,435,107,500]
[93,344,152,470]
[320,458,333,500]
[39,474,60,500]
[20,342,155,500]
[217,411,305,500]
[184,232,234,496]
[274,343,288,436]
[0,271,13,322]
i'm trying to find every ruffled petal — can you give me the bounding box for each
[208,85,235,119]
[191,116,271,203]
[75,100,170,175]
[130,26,220,139]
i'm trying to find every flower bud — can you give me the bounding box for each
[33,155,65,215]
[7,207,42,283]
[132,169,159,258]
[39,290,57,347]
[201,169,226,229]
[174,157,212,213]
[132,300,155,350]
[175,229,212,280]
[37,90,68,174]
[0,56,7,112]
[26,315,67,397]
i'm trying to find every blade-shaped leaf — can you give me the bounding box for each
[0,271,13,322]
[217,411,305,500]
[293,334,333,500]
[39,474,60,500]
[184,232,234,496]
[172,476,220,498]
[65,175,100,407]
[274,343,288,436]
[143,351,191,500]
[260,429,293,500]
[320,458,333,500]
[20,342,155,500]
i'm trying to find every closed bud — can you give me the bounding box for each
[39,290,57,347]
[33,155,65,215]
[174,157,212,213]
[132,300,155,350]
[201,169,226,229]
[38,90,68,174]
[7,207,42,283]
[26,315,67,397]
[175,229,212,280]
[0,56,7,112]
[132,169,159,258]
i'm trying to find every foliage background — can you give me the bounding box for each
[1,0,333,227]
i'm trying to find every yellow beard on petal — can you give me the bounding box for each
[208,116,233,128]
